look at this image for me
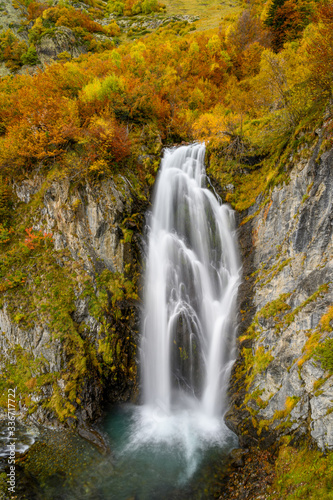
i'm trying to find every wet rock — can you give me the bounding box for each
[229,448,249,467]
[77,425,111,456]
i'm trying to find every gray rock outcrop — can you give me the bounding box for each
[35,27,87,66]
[227,142,333,451]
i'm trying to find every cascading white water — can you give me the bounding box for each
[140,143,241,423]
[115,144,242,493]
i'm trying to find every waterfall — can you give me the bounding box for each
[141,143,241,421]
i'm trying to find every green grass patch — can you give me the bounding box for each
[269,445,333,499]
[315,338,333,374]
[258,293,292,320]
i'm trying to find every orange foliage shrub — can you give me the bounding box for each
[24,227,53,251]
[27,1,49,21]
[44,7,105,34]
[0,74,80,169]
[84,116,131,167]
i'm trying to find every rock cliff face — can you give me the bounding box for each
[0,174,147,429]
[35,27,87,67]
[227,141,333,451]
[16,175,137,274]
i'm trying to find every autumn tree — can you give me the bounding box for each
[228,9,271,54]
[0,30,27,71]
[265,0,315,51]
[83,115,131,175]
[226,9,271,79]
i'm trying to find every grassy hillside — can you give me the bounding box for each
[163,0,242,29]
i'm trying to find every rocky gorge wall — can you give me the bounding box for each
[226,140,333,451]
[1,133,332,459]
[0,173,148,434]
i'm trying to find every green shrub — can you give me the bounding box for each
[21,44,39,65]
[315,338,333,373]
